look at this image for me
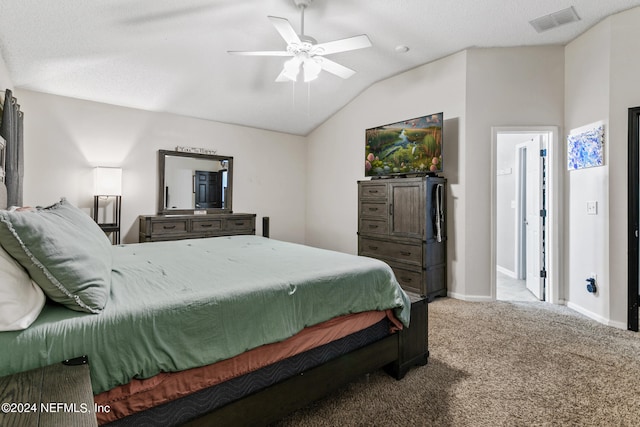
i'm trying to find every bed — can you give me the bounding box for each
[0,183,428,426]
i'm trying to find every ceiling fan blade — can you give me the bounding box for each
[318,57,356,79]
[227,50,293,57]
[267,16,301,45]
[313,34,372,55]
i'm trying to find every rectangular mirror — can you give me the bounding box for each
[158,150,233,215]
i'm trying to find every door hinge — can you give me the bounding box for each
[540,209,547,217]
[540,149,547,157]
[540,269,547,278]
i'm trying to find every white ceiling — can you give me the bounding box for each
[0,0,639,135]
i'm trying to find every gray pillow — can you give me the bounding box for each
[0,198,112,313]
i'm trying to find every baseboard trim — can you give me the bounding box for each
[496,265,516,278]
[566,302,626,330]
[448,292,493,302]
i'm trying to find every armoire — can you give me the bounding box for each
[358,176,447,301]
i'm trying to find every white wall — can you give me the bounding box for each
[0,50,13,95]
[305,51,468,297]
[563,6,640,328]
[459,46,565,300]
[609,6,640,327]
[16,90,308,244]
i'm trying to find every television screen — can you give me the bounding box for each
[365,112,443,177]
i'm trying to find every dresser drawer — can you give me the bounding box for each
[359,183,387,200]
[360,202,387,219]
[140,214,256,242]
[151,220,188,234]
[224,217,254,232]
[389,264,423,295]
[359,218,389,235]
[359,237,422,266]
[191,218,223,233]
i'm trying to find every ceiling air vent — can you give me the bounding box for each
[530,6,580,33]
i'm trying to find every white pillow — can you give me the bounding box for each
[0,244,46,331]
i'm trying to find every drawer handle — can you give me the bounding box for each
[401,277,413,283]
[200,224,213,228]
[163,225,176,230]
[368,207,378,212]
[368,224,379,229]
[368,245,379,250]
[400,251,412,256]
[234,221,245,226]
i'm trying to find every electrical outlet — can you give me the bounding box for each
[586,273,597,294]
[586,201,598,215]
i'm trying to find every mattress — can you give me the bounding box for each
[97,310,397,425]
[0,235,409,395]
[104,314,392,426]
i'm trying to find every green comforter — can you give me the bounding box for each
[0,235,409,394]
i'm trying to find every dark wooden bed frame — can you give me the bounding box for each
[183,295,428,427]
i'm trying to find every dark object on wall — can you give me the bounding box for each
[365,112,443,178]
[0,89,24,207]
[358,176,447,301]
[263,216,270,238]
[586,277,597,294]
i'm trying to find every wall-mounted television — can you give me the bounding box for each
[365,112,443,178]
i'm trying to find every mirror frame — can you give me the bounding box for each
[158,149,233,215]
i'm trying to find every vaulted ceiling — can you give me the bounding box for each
[0,0,638,135]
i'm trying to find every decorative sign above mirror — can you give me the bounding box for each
[158,150,233,215]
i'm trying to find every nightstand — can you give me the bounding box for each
[93,194,121,245]
[385,292,429,379]
[0,356,98,427]
[98,223,120,245]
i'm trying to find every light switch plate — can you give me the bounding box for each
[586,201,598,215]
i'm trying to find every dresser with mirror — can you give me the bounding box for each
[139,150,256,242]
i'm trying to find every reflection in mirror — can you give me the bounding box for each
[158,150,233,215]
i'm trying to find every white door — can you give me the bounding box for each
[525,136,544,300]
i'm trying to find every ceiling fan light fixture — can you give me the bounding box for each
[283,57,301,81]
[303,58,322,82]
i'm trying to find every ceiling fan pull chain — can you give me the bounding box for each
[307,81,311,117]
[292,80,296,109]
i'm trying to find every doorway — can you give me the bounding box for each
[194,170,224,209]
[492,127,561,304]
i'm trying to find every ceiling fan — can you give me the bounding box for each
[227,0,372,83]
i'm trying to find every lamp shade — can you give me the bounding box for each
[94,167,122,196]
[303,58,322,82]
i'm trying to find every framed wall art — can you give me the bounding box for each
[567,124,605,171]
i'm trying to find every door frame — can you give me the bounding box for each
[627,107,640,331]
[491,126,561,304]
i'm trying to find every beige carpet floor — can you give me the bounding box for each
[273,298,640,426]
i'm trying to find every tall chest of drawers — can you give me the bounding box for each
[358,177,447,301]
